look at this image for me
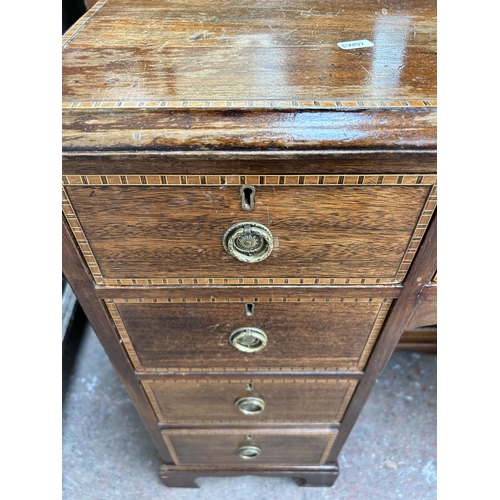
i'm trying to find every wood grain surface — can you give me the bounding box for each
[396,325,436,353]
[96,286,401,301]
[63,182,435,284]
[62,151,437,176]
[142,378,357,423]
[62,216,176,464]
[162,427,338,466]
[406,282,437,330]
[62,108,436,151]
[105,298,391,371]
[62,0,436,152]
[63,0,436,104]
[328,214,437,462]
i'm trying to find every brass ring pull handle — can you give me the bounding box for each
[222,222,273,263]
[237,445,262,460]
[235,396,266,415]
[229,327,268,353]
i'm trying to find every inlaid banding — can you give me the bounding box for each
[62,175,436,286]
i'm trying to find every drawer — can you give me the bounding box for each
[142,377,358,424]
[62,175,436,286]
[161,427,338,466]
[104,293,393,372]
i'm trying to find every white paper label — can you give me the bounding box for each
[337,39,374,50]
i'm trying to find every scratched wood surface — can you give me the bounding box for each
[63,0,436,103]
[62,0,437,151]
[106,298,391,371]
[62,108,437,151]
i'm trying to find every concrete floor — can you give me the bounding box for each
[62,323,436,499]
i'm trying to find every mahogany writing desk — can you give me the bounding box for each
[62,0,436,487]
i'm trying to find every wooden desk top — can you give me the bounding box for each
[62,0,436,151]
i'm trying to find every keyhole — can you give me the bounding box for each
[245,303,255,316]
[247,383,254,391]
[240,185,256,211]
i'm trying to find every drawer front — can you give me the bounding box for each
[62,174,436,286]
[162,428,338,466]
[142,377,357,424]
[104,295,392,372]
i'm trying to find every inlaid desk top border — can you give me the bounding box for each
[62,0,436,111]
[62,99,436,110]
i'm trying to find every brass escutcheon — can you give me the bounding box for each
[222,222,273,263]
[229,327,268,353]
[235,396,266,415]
[240,185,256,211]
[237,445,262,460]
